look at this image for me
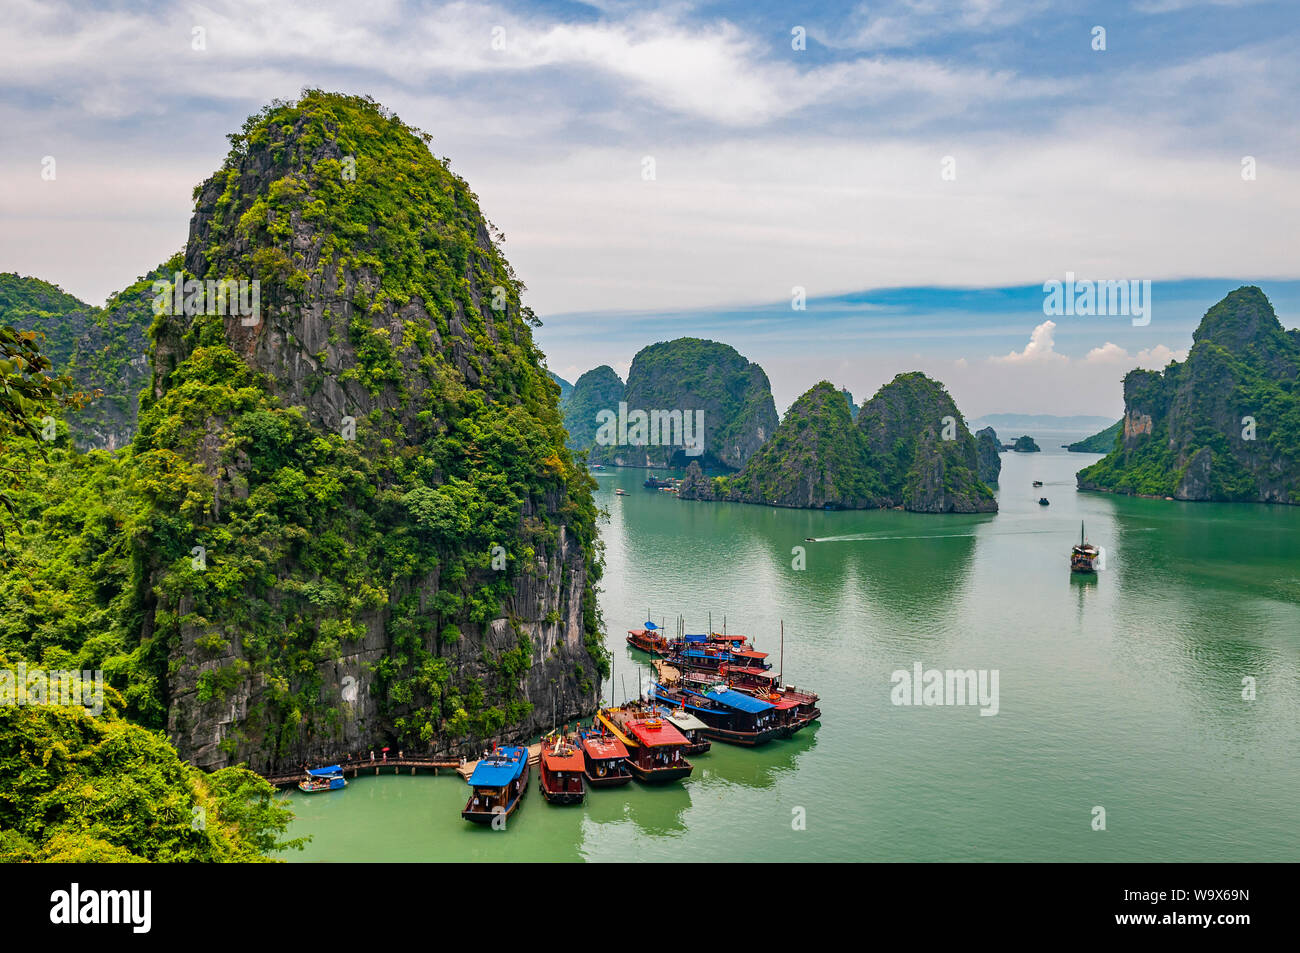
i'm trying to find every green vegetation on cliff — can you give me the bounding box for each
[683,373,995,513]
[0,270,158,451]
[563,365,624,454]
[858,372,996,513]
[0,91,607,818]
[1078,287,1300,502]
[0,656,304,862]
[1066,420,1121,453]
[716,381,884,508]
[587,338,777,470]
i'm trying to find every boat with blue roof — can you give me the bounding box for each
[298,765,347,793]
[462,745,530,824]
[649,680,782,746]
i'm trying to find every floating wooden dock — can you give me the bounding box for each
[456,743,543,781]
[263,755,462,787]
[266,743,546,787]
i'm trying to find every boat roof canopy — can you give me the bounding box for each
[658,707,708,731]
[543,749,586,772]
[307,765,343,777]
[467,747,526,787]
[644,620,659,630]
[628,718,688,747]
[582,734,629,759]
[705,688,775,713]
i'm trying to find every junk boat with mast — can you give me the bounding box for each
[649,679,783,746]
[1071,521,1100,574]
[596,704,694,783]
[658,618,821,736]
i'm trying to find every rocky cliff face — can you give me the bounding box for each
[975,427,1001,485]
[587,338,778,471]
[136,92,605,773]
[858,372,997,513]
[563,364,625,454]
[1078,287,1300,503]
[0,271,153,451]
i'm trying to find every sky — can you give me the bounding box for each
[2,0,1297,417]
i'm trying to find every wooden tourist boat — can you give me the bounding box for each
[723,665,821,733]
[649,704,712,755]
[627,620,671,654]
[597,705,693,783]
[538,734,587,805]
[462,745,529,825]
[578,727,634,787]
[649,681,782,747]
[1071,521,1099,574]
[297,765,347,793]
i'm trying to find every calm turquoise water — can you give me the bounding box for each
[283,434,1300,861]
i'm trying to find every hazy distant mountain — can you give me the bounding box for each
[548,370,574,404]
[971,413,1117,433]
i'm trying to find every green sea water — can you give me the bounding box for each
[283,434,1300,862]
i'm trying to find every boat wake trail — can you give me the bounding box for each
[807,527,1157,543]
[810,529,1076,543]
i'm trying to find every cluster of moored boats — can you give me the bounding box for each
[460,618,821,826]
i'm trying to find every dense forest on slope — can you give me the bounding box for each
[714,381,884,508]
[585,338,778,470]
[548,370,573,404]
[682,373,995,513]
[857,373,996,513]
[0,270,158,450]
[0,91,608,803]
[1078,287,1300,502]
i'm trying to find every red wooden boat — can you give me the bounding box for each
[579,728,633,787]
[597,706,693,783]
[627,620,670,654]
[538,734,587,805]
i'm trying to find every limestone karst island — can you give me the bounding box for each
[1,0,1292,929]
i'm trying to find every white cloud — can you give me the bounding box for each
[992,320,1068,364]
[1085,342,1188,367]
